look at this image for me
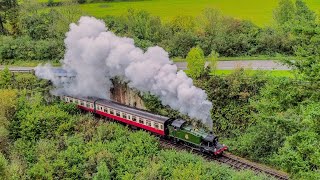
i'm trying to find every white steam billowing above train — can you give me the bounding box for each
[35,16,213,128]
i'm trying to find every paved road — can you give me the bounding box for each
[175,60,290,70]
[0,60,291,72]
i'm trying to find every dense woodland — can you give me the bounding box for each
[0,0,320,179]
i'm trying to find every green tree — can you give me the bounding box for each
[0,0,18,35]
[125,9,163,43]
[93,162,110,180]
[272,131,320,176]
[0,153,9,179]
[0,89,17,154]
[167,31,198,57]
[168,16,195,33]
[0,67,12,88]
[186,47,205,79]
[295,0,316,23]
[273,0,295,25]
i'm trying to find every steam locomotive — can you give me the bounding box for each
[62,95,228,155]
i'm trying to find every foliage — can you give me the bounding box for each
[186,47,206,79]
[273,0,296,25]
[204,69,268,138]
[0,66,12,88]
[93,161,110,180]
[0,0,81,63]
[0,0,19,35]
[208,50,219,72]
[272,131,320,176]
[0,71,50,92]
[0,36,64,62]
[0,89,17,155]
[79,0,319,26]
[0,92,268,179]
[0,153,9,179]
[102,8,298,58]
[228,76,320,177]
[275,0,320,82]
[2,1,319,63]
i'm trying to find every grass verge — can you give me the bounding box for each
[0,60,61,67]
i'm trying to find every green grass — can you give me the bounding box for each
[212,69,294,77]
[79,0,320,26]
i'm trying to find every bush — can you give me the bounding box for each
[0,36,64,62]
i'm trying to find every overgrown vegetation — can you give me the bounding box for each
[0,73,269,179]
[141,1,320,176]
[0,0,81,64]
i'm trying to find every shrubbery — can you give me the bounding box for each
[0,36,64,63]
[211,74,320,178]
[0,91,269,179]
[104,8,296,58]
[1,0,319,63]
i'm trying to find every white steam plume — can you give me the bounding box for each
[36,16,213,128]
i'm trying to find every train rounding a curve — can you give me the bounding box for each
[62,95,228,155]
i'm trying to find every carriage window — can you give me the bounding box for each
[80,101,84,106]
[110,109,114,115]
[132,116,137,122]
[146,120,152,126]
[91,103,94,108]
[159,124,163,130]
[122,113,127,119]
[154,122,159,129]
[139,118,144,124]
[86,103,90,108]
[104,108,108,113]
[116,111,120,116]
[127,114,131,120]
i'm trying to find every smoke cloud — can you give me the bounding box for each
[36,16,213,128]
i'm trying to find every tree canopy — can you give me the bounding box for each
[186,47,206,79]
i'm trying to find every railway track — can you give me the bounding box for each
[159,138,289,180]
[88,105,289,179]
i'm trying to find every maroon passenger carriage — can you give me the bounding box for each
[62,95,228,155]
[63,95,169,136]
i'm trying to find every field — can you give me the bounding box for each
[78,0,320,26]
